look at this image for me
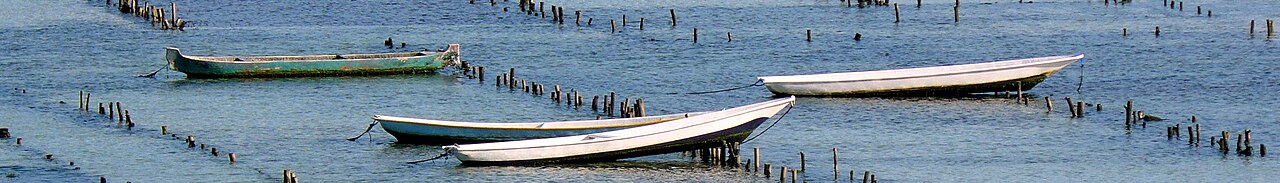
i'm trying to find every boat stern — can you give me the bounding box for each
[443,44,461,67]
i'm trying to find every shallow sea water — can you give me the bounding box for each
[1,0,1278,182]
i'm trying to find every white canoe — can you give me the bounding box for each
[446,96,796,165]
[758,54,1084,96]
[374,112,708,145]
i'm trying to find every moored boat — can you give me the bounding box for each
[758,54,1083,96]
[446,96,795,165]
[165,44,461,78]
[374,112,709,145]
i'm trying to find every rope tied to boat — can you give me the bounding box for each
[668,79,764,95]
[346,121,379,141]
[1075,56,1086,94]
[138,66,167,78]
[741,101,795,144]
[407,146,453,164]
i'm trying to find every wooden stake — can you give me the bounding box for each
[805,29,812,42]
[780,166,787,183]
[1065,97,1076,117]
[953,0,959,23]
[764,163,772,178]
[754,148,761,173]
[1044,97,1052,113]
[832,147,839,181]
[1016,81,1023,101]
[669,9,677,26]
[799,152,806,172]
[693,28,699,43]
[894,3,901,23]
[1076,102,1084,117]
[635,98,645,117]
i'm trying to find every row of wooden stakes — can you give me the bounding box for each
[78,91,135,128]
[3,128,100,181]
[107,0,186,31]
[74,90,244,183]
[79,91,237,162]
[5,90,113,182]
[1163,0,1213,17]
[681,143,884,183]
[1165,120,1267,157]
[472,0,892,43]
[458,62,648,118]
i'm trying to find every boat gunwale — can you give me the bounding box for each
[758,54,1083,84]
[164,47,454,64]
[373,112,708,130]
[452,97,794,152]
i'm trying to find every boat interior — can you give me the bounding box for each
[190,51,436,62]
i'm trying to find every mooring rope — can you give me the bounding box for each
[345,121,379,141]
[138,66,166,78]
[1075,56,1086,94]
[668,79,764,95]
[741,102,794,144]
[407,147,451,164]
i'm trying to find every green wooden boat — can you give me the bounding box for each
[165,44,460,78]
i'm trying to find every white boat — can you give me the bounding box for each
[758,54,1084,96]
[373,112,708,145]
[446,96,796,165]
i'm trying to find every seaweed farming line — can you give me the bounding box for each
[1,88,292,182]
[98,0,188,31]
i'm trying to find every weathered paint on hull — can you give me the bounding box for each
[379,121,639,145]
[166,47,458,78]
[769,72,1054,97]
[458,117,770,166]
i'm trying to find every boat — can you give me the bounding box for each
[164,44,461,78]
[446,96,795,165]
[758,54,1084,96]
[374,112,710,145]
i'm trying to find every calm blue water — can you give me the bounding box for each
[2,0,1278,182]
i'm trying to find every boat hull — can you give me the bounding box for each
[379,121,643,145]
[458,117,767,166]
[449,97,794,166]
[374,112,704,145]
[760,54,1081,96]
[165,45,459,78]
